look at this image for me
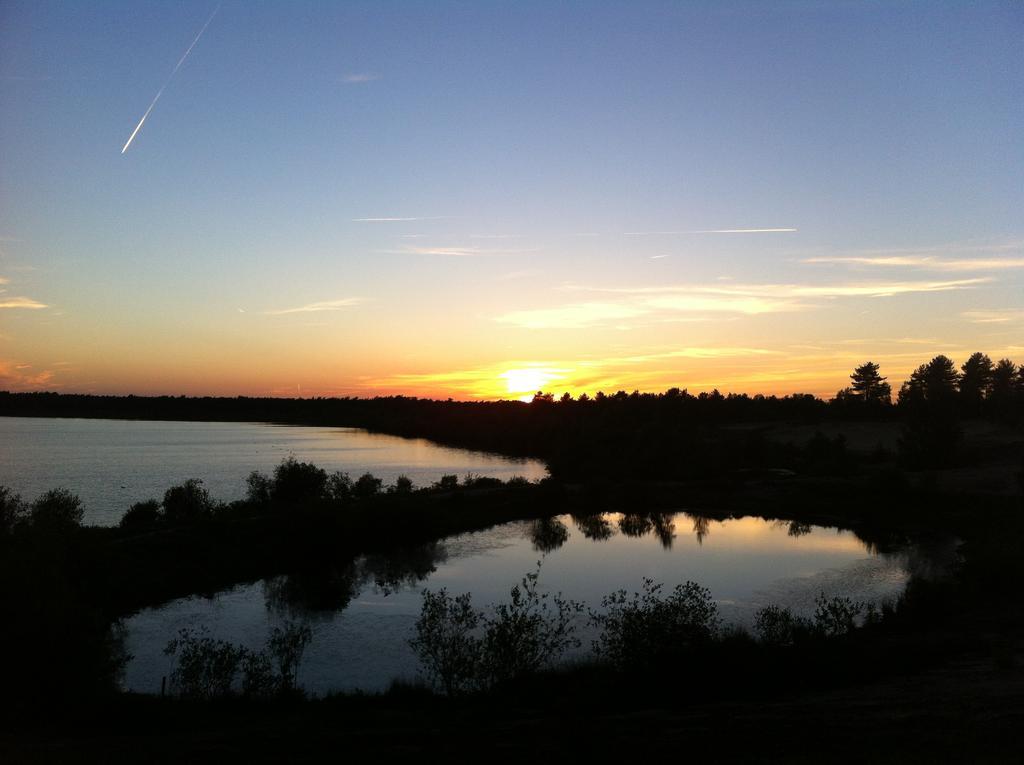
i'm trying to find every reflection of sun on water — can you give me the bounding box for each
[501,367,563,402]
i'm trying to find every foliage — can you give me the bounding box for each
[164,621,313,700]
[353,472,383,499]
[272,457,328,504]
[410,563,582,694]
[163,479,213,524]
[408,588,483,696]
[119,499,162,532]
[480,565,582,685]
[392,475,414,494]
[0,485,28,537]
[246,471,272,504]
[30,488,84,532]
[813,593,865,637]
[164,627,246,700]
[325,471,353,502]
[590,579,720,669]
[753,605,812,646]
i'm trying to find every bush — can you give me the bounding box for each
[30,488,84,532]
[392,475,414,494]
[326,471,353,502]
[480,566,582,686]
[119,499,161,532]
[246,471,272,504]
[163,479,213,524]
[409,565,583,695]
[753,604,812,646]
[271,457,327,504]
[353,472,383,499]
[435,475,459,492]
[590,579,720,669]
[164,627,246,700]
[0,486,28,536]
[409,588,483,696]
[164,621,313,700]
[813,593,865,637]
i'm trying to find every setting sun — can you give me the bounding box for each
[500,368,565,401]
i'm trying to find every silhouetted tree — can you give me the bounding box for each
[30,488,84,532]
[163,479,213,524]
[959,352,994,414]
[990,358,1018,404]
[271,457,328,504]
[849,361,891,406]
[898,355,959,407]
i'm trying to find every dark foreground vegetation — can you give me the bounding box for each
[2,354,1024,760]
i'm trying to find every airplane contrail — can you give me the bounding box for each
[121,3,221,154]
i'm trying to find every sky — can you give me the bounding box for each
[1,1,1022,401]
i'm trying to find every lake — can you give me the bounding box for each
[0,416,547,526]
[123,511,933,697]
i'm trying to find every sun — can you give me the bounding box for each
[500,367,563,401]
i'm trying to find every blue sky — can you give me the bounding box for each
[2,1,1022,398]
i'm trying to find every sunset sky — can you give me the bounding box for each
[2,1,1022,400]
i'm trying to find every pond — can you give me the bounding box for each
[123,510,938,696]
[0,416,547,526]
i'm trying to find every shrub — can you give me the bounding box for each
[590,579,721,669]
[246,471,272,504]
[119,499,162,532]
[164,627,245,700]
[813,593,865,637]
[753,604,812,646]
[30,488,84,532]
[409,588,483,696]
[392,475,414,494]
[271,457,327,504]
[479,565,582,686]
[435,475,459,492]
[163,479,213,524]
[326,471,353,502]
[0,486,28,536]
[353,472,383,499]
[164,621,313,700]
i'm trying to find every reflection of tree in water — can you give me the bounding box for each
[262,542,448,618]
[650,512,676,549]
[787,521,813,537]
[689,515,711,546]
[529,516,570,553]
[618,513,653,538]
[363,542,448,595]
[571,513,615,541]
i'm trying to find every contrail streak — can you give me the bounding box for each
[121,3,221,154]
[623,228,798,235]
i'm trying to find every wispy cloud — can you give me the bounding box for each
[803,255,1024,271]
[497,278,988,329]
[342,73,380,83]
[624,228,797,236]
[961,309,1024,324]
[265,297,366,315]
[0,296,47,309]
[388,245,539,257]
[352,216,446,222]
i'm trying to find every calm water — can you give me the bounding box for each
[123,512,925,696]
[0,416,547,526]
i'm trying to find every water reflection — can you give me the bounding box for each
[263,542,448,619]
[124,511,940,696]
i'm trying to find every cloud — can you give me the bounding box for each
[352,216,446,222]
[497,278,988,329]
[803,255,1024,271]
[388,245,539,257]
[624,228,797,235]
[496,302,648,329]
[343,73,380,83]
[0,296,47,309]
[0,277,8,285]
[265,297,366,315]
[961,309,1024,324]
[801,239,1024,272]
